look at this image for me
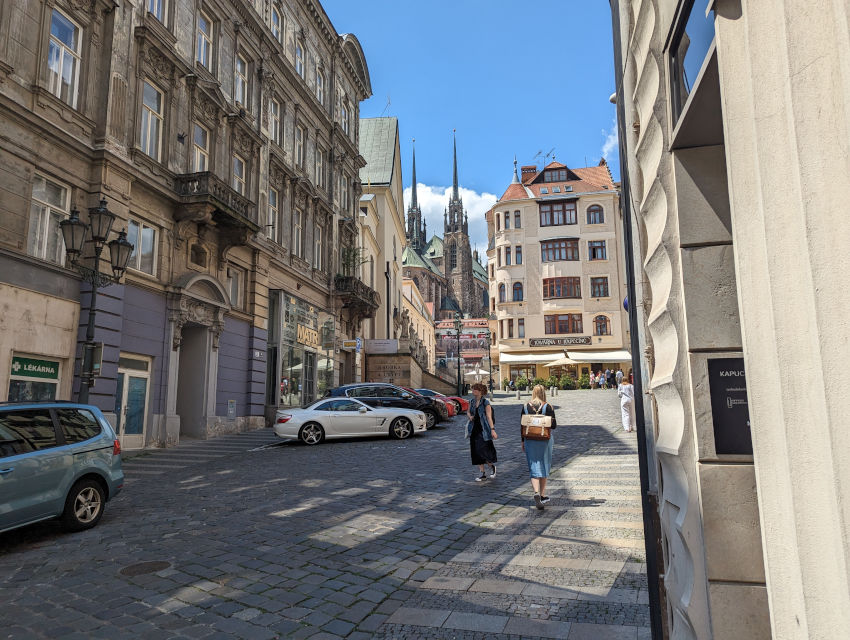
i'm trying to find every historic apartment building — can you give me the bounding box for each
[612,0,850,638]
[0,0,376,448]
[486,160,628,385]
[402,135,489,321]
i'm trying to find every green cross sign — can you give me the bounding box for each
[10,356,59,380]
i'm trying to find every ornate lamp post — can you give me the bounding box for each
[454,311,463,396]
[60,199,134,404]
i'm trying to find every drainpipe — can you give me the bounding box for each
[608,2,664,638]
[385,261,391,339]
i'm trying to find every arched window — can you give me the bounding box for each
[449,242,457,270]
[496,214,500,231]
[498,283,506,302]
[594,315,611,336]
[587,205,604,225]
[504,211,510,229]
[512,282,523,301]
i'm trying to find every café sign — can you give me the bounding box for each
[529,337,591,347]
[10,356,59,380]
[296,324,320,349]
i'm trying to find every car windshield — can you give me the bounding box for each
[416,389,436,396]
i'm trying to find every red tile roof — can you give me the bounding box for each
[499,182,531,202]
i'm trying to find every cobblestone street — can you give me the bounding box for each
[0,390,649,639]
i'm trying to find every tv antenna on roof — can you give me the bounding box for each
[380,94,391,117]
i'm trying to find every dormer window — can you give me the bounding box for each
[544,169,568,182]
[540,187,548,194]
[552,186,560,193]
[565,186,573,192]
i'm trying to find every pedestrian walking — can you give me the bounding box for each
[616,368,624,387]
[521,385,557,510]
[618,377,635,432]
[466,382,498,481]
[607,369,616,389]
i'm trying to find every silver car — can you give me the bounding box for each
[274,398,427,445]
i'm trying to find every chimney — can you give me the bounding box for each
[521,165,537,184]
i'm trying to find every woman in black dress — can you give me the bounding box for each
[466,383,498,481]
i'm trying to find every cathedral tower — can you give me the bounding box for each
[443,131,478,315]
[406,140,425,252]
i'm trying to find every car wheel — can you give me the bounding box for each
[390,416,413,439]
[61,479,105,532]
[299,422,325,445]
[451,400,462,414]
[423,410,437,429]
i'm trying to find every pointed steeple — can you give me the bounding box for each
[407,138,424,251]
[512,156,520,183]
[411,139,418,210]
[452,129,459,201]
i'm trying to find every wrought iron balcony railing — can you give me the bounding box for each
[334,274,381,318]
[175,172,259,230]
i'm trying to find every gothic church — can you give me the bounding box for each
[402,134,488,319]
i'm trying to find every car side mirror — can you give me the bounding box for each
[358,407,367,414]
[401,392,411,399]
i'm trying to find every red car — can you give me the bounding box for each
[402,387,456,417]
[415,389,470,415]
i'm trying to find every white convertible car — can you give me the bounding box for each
[274,397,427,445]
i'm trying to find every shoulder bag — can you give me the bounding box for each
[521,403,552,441]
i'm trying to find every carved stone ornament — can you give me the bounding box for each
[169,295,226,350]
[142,45,175,87]
[233,131,253,156]
[68,0,95,14]
[197,96,221,125]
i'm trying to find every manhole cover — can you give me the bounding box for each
[120,560,171,576]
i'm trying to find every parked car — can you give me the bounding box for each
[415,389,470,414]
[0,402,124,534]
[326,383,447,428]
[401,387,455,417]
[274,397,426,444]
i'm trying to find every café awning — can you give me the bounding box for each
[542,356,577,367]
[498,352,564,364]
[566,350,632,363]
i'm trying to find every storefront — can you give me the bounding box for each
[268,291,335,409]
[7,354,63,402]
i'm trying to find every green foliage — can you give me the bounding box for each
[516,375,529,390]
[502,378,511,390]
[546,375,559,389]
[532,377,546,388]
[559,374,576,390]
[578,373,591,389]
[339,246,369,277]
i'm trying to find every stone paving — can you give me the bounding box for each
[0,389,649,639]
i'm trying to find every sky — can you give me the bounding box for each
[322,1,619,255]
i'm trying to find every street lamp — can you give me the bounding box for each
[60,199,134,404]
[454,311,462,396]
[484,326,493,394]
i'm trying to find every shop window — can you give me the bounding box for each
[127,219,157,275]
[27,174,70,265]
[7,355,60,404]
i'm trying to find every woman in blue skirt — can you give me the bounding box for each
[522,385,557,510]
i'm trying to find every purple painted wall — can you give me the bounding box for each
[216,316,267,418]
[120,286,168,414]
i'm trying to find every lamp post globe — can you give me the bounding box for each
[59,209,88,259]
[87,199,116,244]
[108,229,134,278]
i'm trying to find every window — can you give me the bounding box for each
[508,319,514,338]
[271,8,282,43]
[139,80,163,160]
[496,214,500,231]
[543,277,581,299]
[540,201,577,226]
[293,208,303,257]
[295,41,304,78]
[268,187,279,241]
[196,12,212,69]
[56,408,101,444]
[193,122,209,171]
[341,101,350,135]
[544,313,583,334]
[588,240,607,260]
[490,264,494,278]
[339,174,349,209]
[235,54,248,105]
[27,175,69,265]
[497,247,501,267]
[512,282,523,302]
[0,410,57,457]
[316,68,325,105]
[232,155,246,195]
[146,0,166,23]
[518,318,525,338]
[544,169,567,182]
[313,226,323,270]
[514,210,521,228]
[515,246,522,265]
[498,283,506,303]
[226,266,243,308]
[449,242,457,270]
[504,211,510,229]
[295,125,304,167]
[540,187,548,194]
[541,239,579,262]
[587,205,604,224]
[47,10,81,108]
[316,148,326,188]
[552,186,561,193]
[590,276,609,298]
[594,315,611,336]
[269,99,281,145]
[505,246,511,265]
[126,219,156,274]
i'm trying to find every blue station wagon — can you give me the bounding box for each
[0,402,124,534]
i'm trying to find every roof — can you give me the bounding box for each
[472,259,488,283]
[499,182,533,202]
[402,245,443,276]
[359,117,398,186]
[440,295,461,311]
[423,235,444,259]
[496,160,617,201]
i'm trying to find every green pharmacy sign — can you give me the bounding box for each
[10,356,60,380]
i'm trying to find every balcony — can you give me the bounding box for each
[334,274,381,319]
[175,172,259,231]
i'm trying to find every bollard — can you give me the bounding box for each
[515,390,521,400]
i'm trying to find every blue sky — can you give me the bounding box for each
[323,1,619,252]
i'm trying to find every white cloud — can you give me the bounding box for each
[402,184,498,259]
[601,117,619,162]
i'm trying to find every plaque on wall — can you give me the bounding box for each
[528,337,592,347]
[707,357,753,455]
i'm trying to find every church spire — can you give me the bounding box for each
[452,129,459,202]
[411,139,418,210]
[512,155,520,183]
